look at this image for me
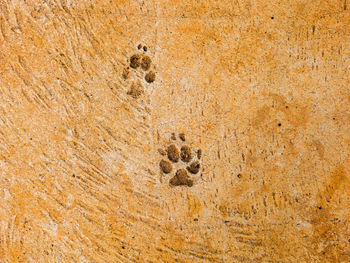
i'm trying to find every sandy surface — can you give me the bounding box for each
[0,0,350,262]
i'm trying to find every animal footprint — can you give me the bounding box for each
[158,133,202,187]
[123,44,156,99]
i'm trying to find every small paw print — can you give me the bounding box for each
[123,44,156,90]
[158,133,202,187]
[123,44,156,99]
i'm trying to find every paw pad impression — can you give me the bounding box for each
[158,133,202,187]
[123,44,156,99]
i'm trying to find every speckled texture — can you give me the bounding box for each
[0,0,350,262]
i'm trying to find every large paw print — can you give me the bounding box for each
[123,44,156,99]
[158,133,202,187]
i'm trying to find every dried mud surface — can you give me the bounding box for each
[0,0,350,262]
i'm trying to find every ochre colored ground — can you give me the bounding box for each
[0,0,350,262]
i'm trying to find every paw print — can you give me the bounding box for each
[158,133,202,187]
[123,44,156,99]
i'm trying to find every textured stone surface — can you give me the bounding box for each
[0,0,350,262]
